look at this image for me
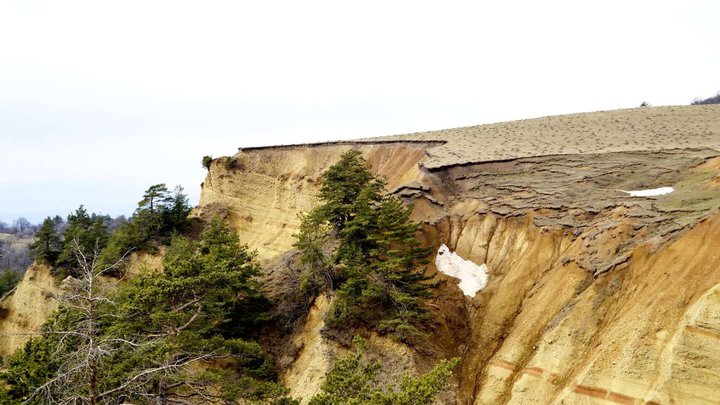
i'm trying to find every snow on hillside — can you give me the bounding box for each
[435,244,488,297]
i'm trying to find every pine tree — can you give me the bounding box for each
[296,151,434,341]
[318,150,379,231]
[161,185,192,235]
[55,206,110,276]
[309,336,458,405]
[103,217,286,403]
[133,184,171,238]
[1,219,294,404]
[28,217,62,266]
[368,197,433,339]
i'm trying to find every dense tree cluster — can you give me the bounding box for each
[295,150,434,342]
[691,91,720,105]
[28,184,191,278]
[0,218,38,237]
[1,218,293,404]
[3,164,456,403]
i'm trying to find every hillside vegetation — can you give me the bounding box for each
[0,160,458,404]
[3,105,720,404]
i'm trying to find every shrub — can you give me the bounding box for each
[202,155,213,170]
[309,336,458,405]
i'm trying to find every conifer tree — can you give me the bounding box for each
[56,206,110,274]
[296,150,434,341]
[309,336,458,405]
[1,218,294,404]
[103,217,286,403]
[318,150,379,231]
[28,217,62,266]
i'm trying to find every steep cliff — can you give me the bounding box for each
[199,106,720,404]
[0,264,59,358]
[0,252,163,359]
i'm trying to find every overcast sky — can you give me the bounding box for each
[1,0,718,224]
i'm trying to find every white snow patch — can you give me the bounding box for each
[620,187,674,197]
[435,244,488,297]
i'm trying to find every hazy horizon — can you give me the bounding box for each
[2,0,719,224]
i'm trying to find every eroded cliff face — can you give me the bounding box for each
[198,142,435,260]
[200,138,720,404]
[0,264,60,358]
[0,252,163,359]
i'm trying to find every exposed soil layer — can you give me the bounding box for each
[199,114,720,403]
[365,105,720,169]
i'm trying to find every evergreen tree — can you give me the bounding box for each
[0,269,22,297]
[0,322,64,404]
[28,217,62,266]
[296,151,434,341]
[97,184,191,270]
[103,217,285,403]
[132,183,191,245]
[160,185,192,235]
[202,155,213,170]
[133,184,171,238]
[56,206,110,274]
[309,336,458,405]
[330,196,433,340]
[318,150,379,231]
[137,184,172,214]
[294,209,335,295]
[1,218,294,404]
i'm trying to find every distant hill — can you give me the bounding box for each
[0,233,32,274]
[692,91,720,105]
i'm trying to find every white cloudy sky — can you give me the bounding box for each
[1,0,718,223]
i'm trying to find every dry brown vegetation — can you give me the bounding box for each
[364,105,720,169]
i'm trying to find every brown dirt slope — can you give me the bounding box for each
[196,106,720,403]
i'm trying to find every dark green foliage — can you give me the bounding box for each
[224,157,236,169]
[55,206,110,276]
[101,217,284,403]
[95,220,143,270]
[296,150,434,341]
[318,150,380,231]
[112,217,266,338]
[0,310,81,403]
[133,184,173,238]
[294,209,335,295]
[0,337,58,404]
[135,184,191,240]
[98,184,191,271]
[309,336,458,405]
[202,155,213,170]
[28,217,61,266]
[328,196,433,341]
[0,269,22,297]
[1,218,293,404]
